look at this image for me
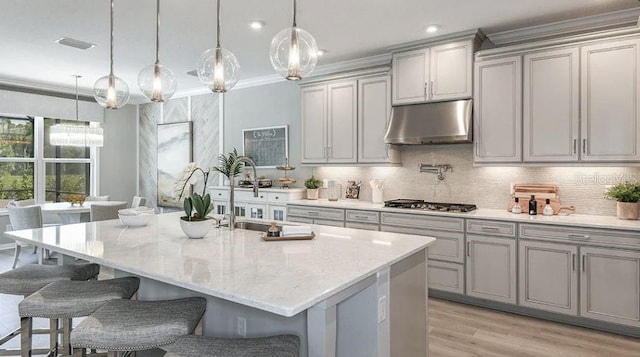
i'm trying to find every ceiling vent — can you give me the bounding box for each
[55,37,96,50]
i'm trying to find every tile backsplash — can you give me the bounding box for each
[313,144,640,216]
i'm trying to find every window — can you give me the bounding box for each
[0,116,96,203]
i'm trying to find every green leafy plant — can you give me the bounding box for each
[182,192,213,221]
[604,182,640,203]
[212,148,243,179]
[304,176,323,189]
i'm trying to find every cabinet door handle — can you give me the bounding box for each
[466,242,471,257]
[480,226,500,231]
[573,139,577,155]
[353,215,369,220]
[568,234,590,240]
[572,253,576,271]
[582,139,586,154]
[308,211,319,216]
[424,82,428,97]
[430,81,434,97]
[581,254,586,272]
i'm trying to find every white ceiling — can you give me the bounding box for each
[1,0,639,101]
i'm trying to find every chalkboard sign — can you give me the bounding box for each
[242,125,289,168]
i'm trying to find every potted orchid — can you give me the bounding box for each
[173,163,215,238]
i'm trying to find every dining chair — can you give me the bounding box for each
[90,202,128,222]
[9,199,36,207]
[7,205,43,269]
[85,195,110,201]
[131,196,146,208]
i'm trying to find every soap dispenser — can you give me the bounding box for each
[511,197,522,214]
[529,195,537,215]
[543,199,554,216]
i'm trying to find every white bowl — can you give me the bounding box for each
[119,213,153,227]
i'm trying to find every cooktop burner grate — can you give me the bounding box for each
[384,199,477,212]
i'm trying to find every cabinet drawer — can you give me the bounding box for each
[211,189,229,200]
[346,210,380,224]
[381,212,464,232]
[467,219,516,237]
[287,205,345,221]
[428,261,464,294]
[520,224,640,249]
[314,219,345,228]
[235,191,267,202]
[345,222,379,231]
[267,192,288,203]
[287,216,314,224]
[381,225,464,263]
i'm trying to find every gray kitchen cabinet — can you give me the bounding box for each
[392,40,474,105]
[287,205,345,227]
[301,80,357,164]
[473,55,522,162]
[428,260,465,294]
[580,38,640,162]
[580,246,640,328]
[358,75,392,163]
[523,47,580,162]
[466,234,517,304]
[301,84,327,163]
[519,240,579,316]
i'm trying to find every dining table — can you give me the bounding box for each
[39,201,128,224]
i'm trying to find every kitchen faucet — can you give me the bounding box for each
[227,156,259,230]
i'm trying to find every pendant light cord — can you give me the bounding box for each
[155,0,160,64]
[216,0,221,47]
[292,0,297,27]
[109,0,114,75]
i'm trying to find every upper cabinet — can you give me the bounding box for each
[301,74,395,165]
[474,56,522,162]
[392,40,475,105]
[475,34,640,164]
[581,39,640,162]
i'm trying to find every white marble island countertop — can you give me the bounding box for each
[289,199,640,232]
[4,212,435,317]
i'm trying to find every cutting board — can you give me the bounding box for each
[508,183,575,215]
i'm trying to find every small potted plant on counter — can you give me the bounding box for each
[604,182,640,220]
[180,192,214,238]
[304,176,323,200]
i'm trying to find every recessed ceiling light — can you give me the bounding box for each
[317,49,327,56]
[55,37,97,50]
[426,25,440,34]
[250,21,265,30]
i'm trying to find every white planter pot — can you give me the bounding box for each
[180,217,214,239]
[306,188,319,200]
[617,202,639,220]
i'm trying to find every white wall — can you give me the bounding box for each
[100,104,138,203]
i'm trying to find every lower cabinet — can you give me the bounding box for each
[466,234,517,304]
[428,260,464,294]
[519,240,578,315]
[580,246,640,328]
[287,205,345,227]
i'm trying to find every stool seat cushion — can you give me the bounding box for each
[19,276,140,318]
[163,335,300,357]
[71,297,206,351]
[0,263,100,296]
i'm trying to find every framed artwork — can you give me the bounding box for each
[242,125,288,168]
[157,122,193,207]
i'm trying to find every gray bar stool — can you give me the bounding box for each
[19,276,140,356]
[0,263,100,356]
[71,297,207,356]
[163,335,300,357]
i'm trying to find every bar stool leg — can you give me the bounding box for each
[49,319,58,356]
[62,318,72,355]
[107,351,118,357]
[19,317,31,357]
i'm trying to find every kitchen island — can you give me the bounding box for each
[4,212,435,357]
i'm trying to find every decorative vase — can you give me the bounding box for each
[306,188,319,200]
[180,217,213,239]
[616,202,639,220]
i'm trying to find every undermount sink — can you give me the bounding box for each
[230,221,280,232]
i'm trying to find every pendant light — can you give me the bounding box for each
[197,0,240,93]
[50,75,104,147]
[93,0,130,109]
[138,0,176,102]
[270,0,318,80]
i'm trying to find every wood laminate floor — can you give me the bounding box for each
[429,298,640,357]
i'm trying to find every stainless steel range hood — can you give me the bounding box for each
[384,99,472,145]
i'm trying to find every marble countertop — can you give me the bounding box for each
[288,199,640,232]
[209,186,305,193]
[4,212,435,317]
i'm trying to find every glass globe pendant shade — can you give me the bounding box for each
[94,74,130,109]
[138,63,176,102]
[270,26,318,80]
[197,47,240,93]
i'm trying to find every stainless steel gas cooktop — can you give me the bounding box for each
[384,199,477,213]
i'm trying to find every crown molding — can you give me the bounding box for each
[387,29,485,53]
[487,8,640,46]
